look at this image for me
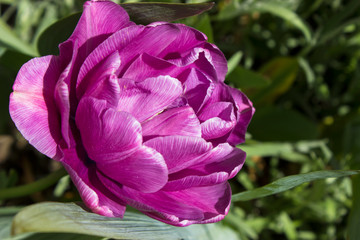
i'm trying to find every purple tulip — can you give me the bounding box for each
[9,0,254,226]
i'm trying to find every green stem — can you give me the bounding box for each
[0,168,67,200]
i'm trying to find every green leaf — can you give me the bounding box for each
[0,19,38,56]
[252,57,299,105]
[37,12,81,56]
[12,202,239,240]
[248,106,318,141]
[347,174,360,239]
[121,2,214,25]
[226,51,243,76]
[0,207,23,240]
[232,170,359,202]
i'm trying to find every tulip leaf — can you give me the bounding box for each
[232,170,359,202]
[11,202,239,240]
[121,2,214,25]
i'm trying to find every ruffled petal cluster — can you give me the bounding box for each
[9,0,254,226]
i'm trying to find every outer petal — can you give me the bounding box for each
[75,97,142,162]
[144,135,212,173]
[227,87,255,145]
[142,106,201,140]
[163,144,246,191]
[116,76,183,122]
[69,0,133,54]
[143,182,232,226]
[104,180,232,227]
[9,56,62,160]
[61,148,126,218]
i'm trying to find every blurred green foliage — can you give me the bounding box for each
[0,0,360,239]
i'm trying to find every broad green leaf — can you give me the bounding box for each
[37,3,214,56]
[6,233,105,240]
[232,170,359,202]
[347,175,360,239]
[0,207,23,240]
[226,51,243,76]
[226,65,269,91]
[248,106,318,141]
[1,206,103,240]
[12,202,239,240]
[37,12,81,56]
[121,2,214,25]
[252,57,298,105]
[0,19,38,56]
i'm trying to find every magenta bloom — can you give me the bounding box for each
[9,0,254,226]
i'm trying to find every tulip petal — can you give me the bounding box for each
[179,68,213,113]
[122,53,177,80]
[116,75,183,122]
[75,97,142,162]
[69,0,133,54]
[77,51,121,98]
[144,135,212,173]
[156,23,207,56]
[97,145,168,193]
[199,102,237,140]
[9,56,62,160]
[227,87,255,145]
[61,148,126,218]
[142,106,201,140]
[163,143,245,191]
[119,182,232,226]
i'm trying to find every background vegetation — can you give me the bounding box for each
[0,0,359,239]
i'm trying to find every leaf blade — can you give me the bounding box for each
[121,2,214,25]
[12,202,239,240]
[232,170,359,202]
